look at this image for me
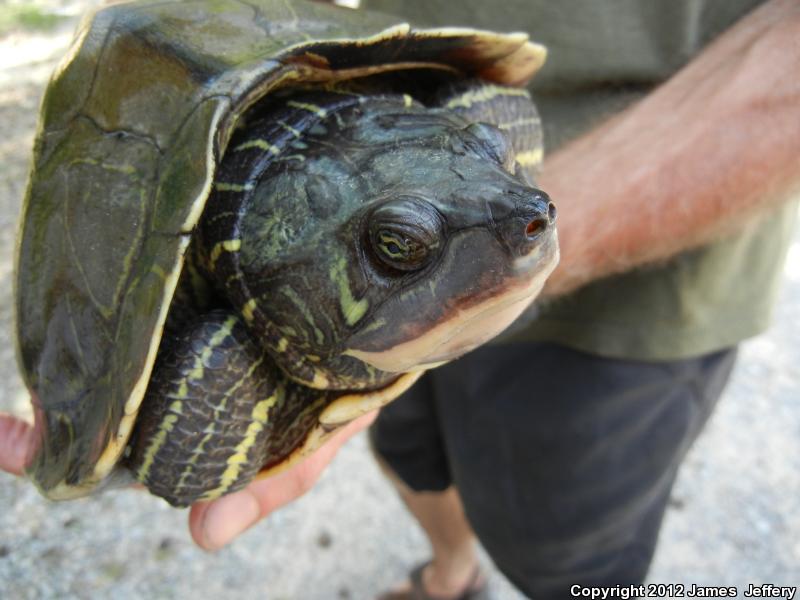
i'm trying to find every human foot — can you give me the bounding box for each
[377,561,488,600]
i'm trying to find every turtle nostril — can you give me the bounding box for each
[547,202,557,224]
[525,216,548,239]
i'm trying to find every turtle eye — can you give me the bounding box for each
[368,198,442,272]
[374,229,427,267]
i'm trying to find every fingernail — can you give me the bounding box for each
[201,490,260,550]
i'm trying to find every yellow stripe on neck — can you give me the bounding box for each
[515,148,543,166]
[445,85,529,110]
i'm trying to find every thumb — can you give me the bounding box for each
[0,413,35,477]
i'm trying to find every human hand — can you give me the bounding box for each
[188,410,377,550]
[0,409,377,551]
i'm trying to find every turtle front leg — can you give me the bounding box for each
[125,311,330,507]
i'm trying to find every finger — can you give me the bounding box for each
[0,413,35,477]
[189,410,377,550]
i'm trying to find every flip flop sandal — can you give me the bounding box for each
[377,561,490,600]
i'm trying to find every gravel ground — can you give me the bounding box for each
[0,4,798,599]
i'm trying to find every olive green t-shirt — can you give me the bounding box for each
[361,0,799,360]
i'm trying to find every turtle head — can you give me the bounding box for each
[229,99,558,388]
[341,116,559,373]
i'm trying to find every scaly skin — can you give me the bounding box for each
[126,85,557,506]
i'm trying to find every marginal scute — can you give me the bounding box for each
[480,41,547,87]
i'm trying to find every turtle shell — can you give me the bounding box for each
[15,0,546,499]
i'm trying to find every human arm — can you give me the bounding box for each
[539,0,800,298]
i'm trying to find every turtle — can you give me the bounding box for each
[15,0,559,508]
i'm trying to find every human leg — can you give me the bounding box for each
[372,342,737,598]
[370,376,486,599]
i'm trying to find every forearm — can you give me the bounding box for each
[539,0,800,298]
